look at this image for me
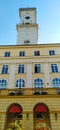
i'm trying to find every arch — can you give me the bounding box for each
[8,103,22,113]
[0,79,7,89]
[33,103,49,113]
[16,78,25,88]
[5,103,23,130]
[34,78,43,88]
[33,103,51,130]
[52,78,60,87]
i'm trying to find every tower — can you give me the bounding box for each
[16,8,38,45]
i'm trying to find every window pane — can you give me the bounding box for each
[19,51,25,56]
[18,64,24,73]
[5,52,10,57]
[34,51,40,56]
[16,79,25,88]
[2,65,8,74]
[49,50,55,55]
[0,79,7,89]
[35,64,41,73]
[51,64,58,73]
[52,78,60,87]
[34,78,43,88]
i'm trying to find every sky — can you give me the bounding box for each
[0,0,60,45]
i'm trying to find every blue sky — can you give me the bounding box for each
[0,0,60,45]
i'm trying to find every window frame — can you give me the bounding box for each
[0,79,7,89]
[52,78,60,88]
[34,78,43,88]
[49,50,55,55]
[34,51,40,56]
[2,65,8,74]
[35,64,41,73]
[16,78,25,88]
[4,52,10,57]
[19,51,25,57]
[51,64,58,73]
[18,64,24,74]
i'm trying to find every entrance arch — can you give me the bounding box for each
[5,103,22,130]
[33,103,51,130]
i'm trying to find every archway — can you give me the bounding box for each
[33,103,51,130]
[5,103,22,130]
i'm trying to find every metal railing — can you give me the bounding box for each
[0,87,60,96]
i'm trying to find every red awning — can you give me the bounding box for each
[9,105,22,113]
[34,104,48,112]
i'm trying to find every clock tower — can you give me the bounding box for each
[16,8,38,45]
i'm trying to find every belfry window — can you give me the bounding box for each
[24,40,30,44]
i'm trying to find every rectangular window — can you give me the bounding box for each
[35,64,41,73]
[34,51,40,56]
[51,64,58,73]
[4,52,10,57]
[49,50,55,55]
[19,51,25,56]
[18,64,24,73]
[2,65,8,74]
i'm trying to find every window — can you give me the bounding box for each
[49,50,55,55]
[16,79,25,88]
[4,52,10,57]
[19,51,25,56]
[34,78,43,88]
[0,79,7,89]
[35,64,41,73]
[25,16,30,19]
[2,65,8,74]
[18,64,24,73]
[24,40,30,44]
[52,78,60,87]
[34,51,40,56]
[51,64,58,73]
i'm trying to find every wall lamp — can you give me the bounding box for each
[55,113,57,120]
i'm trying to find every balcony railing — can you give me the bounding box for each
[0,87,60,96]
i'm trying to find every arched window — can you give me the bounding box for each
[5,103,22,130]
[52,78,60,87]
[34,78,43,88]
[0,79,7,89]
[16,79,25,88]
[33,103,51,130]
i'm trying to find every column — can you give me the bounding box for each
[44,63,50,88]
[8,64,16,88]
[26,63,32,88]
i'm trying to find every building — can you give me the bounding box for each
[0,7,60,130]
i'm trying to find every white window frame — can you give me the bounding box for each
[16,79,25,88]
[18,64,24,73]
[2,65,8,74]
[51,64,58,73]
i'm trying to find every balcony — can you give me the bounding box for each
[0,87,60,96]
